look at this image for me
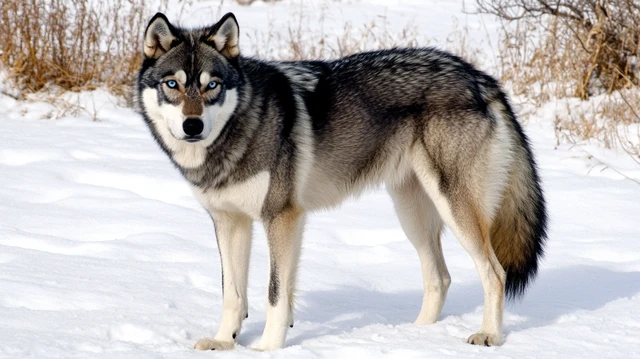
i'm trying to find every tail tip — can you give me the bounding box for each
[504,264,540,301]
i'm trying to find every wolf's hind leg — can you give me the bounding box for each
[195,211,252,351]
[387,174,450,324]
[410,145,506,346]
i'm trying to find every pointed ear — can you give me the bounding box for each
[143,13,178,59]
[207,13,240,59]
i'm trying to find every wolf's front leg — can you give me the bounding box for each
[257,206,305,351]
[195,211,252,351]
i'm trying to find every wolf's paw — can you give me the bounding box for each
[467,332,502,346]
[252,344,281,352]
[194,338,235,351]
[252,337,285,352]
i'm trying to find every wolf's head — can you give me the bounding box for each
[137,13,241,150]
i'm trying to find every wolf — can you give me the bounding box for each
[135,12,547,351]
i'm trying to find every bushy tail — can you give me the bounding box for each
[490,103,548,300]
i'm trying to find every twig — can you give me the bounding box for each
[581,147,640,185]
[0,90,20,100]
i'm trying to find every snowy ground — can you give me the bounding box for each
[1,1,640,358]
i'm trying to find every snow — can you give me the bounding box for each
[1,0,640,358]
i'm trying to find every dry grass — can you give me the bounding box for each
[244,4,485,71]
[0,0,430,100]
[481,0,640,158]
[478,0,640,100]
[497,17,578,103]
[9,0,633,159]
[0,0,483,97]
[0,0,151,98]
[246,3,425,61]
[552,90,640,158]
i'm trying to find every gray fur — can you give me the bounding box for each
[136,12,547,350]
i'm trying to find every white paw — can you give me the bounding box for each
[467,332,503,346]
[252,344,280,352]
[194,338,235,351]
[414,315,438,325]
[254,337,285,351]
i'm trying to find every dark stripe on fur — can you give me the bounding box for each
[268,261,279,306]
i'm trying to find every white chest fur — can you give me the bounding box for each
[192,171,270,220]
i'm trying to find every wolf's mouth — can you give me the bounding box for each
[184,136,203,143]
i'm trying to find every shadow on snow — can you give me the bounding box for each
[237,265,640,346]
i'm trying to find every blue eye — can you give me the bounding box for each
[208,81,218,89]
[166,80,177,89]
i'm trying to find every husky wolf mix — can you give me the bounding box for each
[135,12,547,351]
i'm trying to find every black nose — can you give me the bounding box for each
[183,118,204,137]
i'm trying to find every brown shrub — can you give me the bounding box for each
[0,0,149,97]
[477,0,640,158]
[477,0,640,99]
